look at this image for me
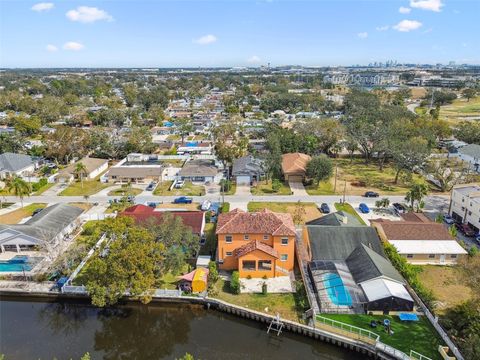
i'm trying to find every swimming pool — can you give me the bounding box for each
[323,273,352,306]
[0,255,41,272]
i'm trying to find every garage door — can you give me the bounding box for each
[287,175,304,182]
[236,176,251,185]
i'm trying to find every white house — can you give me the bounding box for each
[449,184,480,234]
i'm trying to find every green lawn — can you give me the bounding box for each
[213,279,307,322]
[153,181,205,196]
[320,314,443,360]
[59,180,111,196]
[0,203,47,224]
[107,188,142,196]
[0,202,13,209]
[251,180,292,195]
[334,202,367,225]
[33,182,56,195]
[440,96,480,123]
[305,180,335,195]
[223,182,236,195]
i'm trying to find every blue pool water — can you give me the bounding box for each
[323,273,352,306]
[0,255,37,272]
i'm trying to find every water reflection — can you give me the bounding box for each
[0,298,365,360]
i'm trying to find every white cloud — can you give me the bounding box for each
[376,25,389,31]
[357,32,368,39]
[46,44,58,52]
[399,6,411,14]
[193,34,217,45]
[66,6,113,23]
[393,19,423,32]
[31,2,54,12]
[410,0,443,12]
[63,41,85,51]
[247,55,261,64]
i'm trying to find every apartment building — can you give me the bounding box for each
[449,184,480,233]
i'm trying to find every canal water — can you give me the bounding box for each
[0,298,366,360]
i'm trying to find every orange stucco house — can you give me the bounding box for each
[216,209,296,278]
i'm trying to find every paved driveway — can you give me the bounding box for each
[235,184,251,196]
[289,181,308,196]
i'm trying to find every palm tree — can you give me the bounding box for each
[405,182,429,212]
[74,162,87,189]
[7,176,31,207]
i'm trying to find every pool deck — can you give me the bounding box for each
[0,251,41,261]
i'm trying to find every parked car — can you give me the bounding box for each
[455,223,476,237]
[201,200,211,211]
[443,214,455,225]
[127,195,135,203]
[392,203,407,215]
[319,203,331,214]
[475,235,480,245]
[146,182,155,191]
[364,191,379,198]
[174,180,185,189]
[359,203,370,214]
[173,196,193,204]
[32,208,43,216]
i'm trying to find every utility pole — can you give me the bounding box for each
[343,179,347,204]
[333,161,338,193]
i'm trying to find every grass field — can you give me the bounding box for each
[334,202,367,225]
[153,181,205,196]
[440,96,480,123]
[107,188,142,196]
[59,180,111,196]
[305,180,335,195]
[247,202,321,223]
[251,180,292,195]
[33,182,56,195]
[0,203,47,224]
[213,279,306,322]
[321,314,443,360]
[416,265,472,314]
[335,158,425,195]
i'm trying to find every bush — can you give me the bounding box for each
[230,271,240,294]
[262,282,268,295]
[272,179,282,193]
[207,261,218,284]
[220,179,232,192]
[221,202,230,213]
[31,178,48,192]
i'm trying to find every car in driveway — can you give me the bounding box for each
[364,191,379,198]
[201,200,211,211]
[319,203,331,214]
[359,203,370,214]
[173,196,193,204]
[475,235,480,245]
[455,223,476,237]
[392,203,407,215]
[443,214,455,225]
[32,208,43,216]
[174,180,185,189]
[146,182,156,191]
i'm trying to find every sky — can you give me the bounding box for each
[0,0,479,68]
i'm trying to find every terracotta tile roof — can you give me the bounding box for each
[120,205,204,234]
[281,152,311,175]
[233,240,279,259]
[216,208,296,236]
[377,222,454,241]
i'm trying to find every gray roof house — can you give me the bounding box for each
[0,152,38,179]
[0,204,83,253]
[455,144,480,173]
[306,211,362,227]
[232,155,265,185]
[178,159,222,184]
[305,224,413,313]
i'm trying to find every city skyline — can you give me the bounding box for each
[1,0,479,68]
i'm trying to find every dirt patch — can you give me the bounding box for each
[417,265,472,313]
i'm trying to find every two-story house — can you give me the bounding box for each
[449,184,480,234]
[216,209,296,278]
